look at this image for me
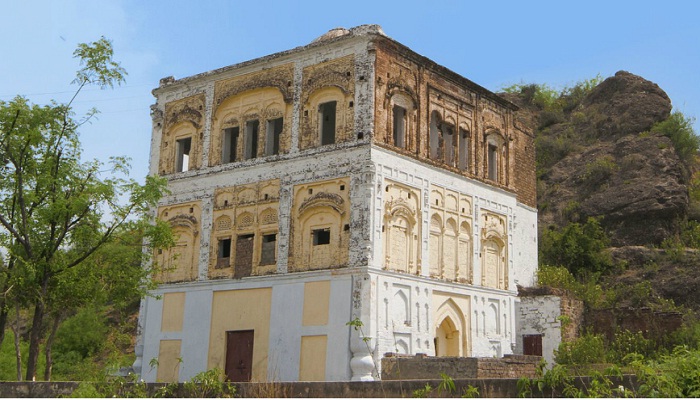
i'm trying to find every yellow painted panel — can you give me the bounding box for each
[208,288,272,382]
[302,281,330,326]
[161,292,186,332]
[299,335,327,381]
[156,340,181,382]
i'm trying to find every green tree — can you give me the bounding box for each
[539,217,613,277]
[0,37,171,381]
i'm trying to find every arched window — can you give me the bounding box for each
[429,214,443,277]
[211,87,287,166]
[390,92,414,149]
[485,131,505,183]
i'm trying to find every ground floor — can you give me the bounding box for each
[133,268,528,382]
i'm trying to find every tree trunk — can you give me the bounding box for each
[25,300,44,381]
[43,313,62,381]
[11,303,21,381]
[0,299,8,347]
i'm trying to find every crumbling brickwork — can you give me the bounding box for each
[381,353,541,380]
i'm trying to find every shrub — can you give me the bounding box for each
[649,111,699,164]
[555,332,607,365]
[537,265,606,308]
[539,217,613,278]
[581,155,618,188]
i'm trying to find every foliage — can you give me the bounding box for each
[539,217,614,278]
[518,362,625,398]
[503,75,602,115]
[0,37,172,380]
[608,330,655,365]
[555,332,607,365]
[537,265,606,308]
[647,111,699,163]
[628,346,700,397]
[580,155,618,189]
[155,368,236,398]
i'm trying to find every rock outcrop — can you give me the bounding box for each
[511,71,689,246]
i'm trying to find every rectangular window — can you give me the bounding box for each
[217,238,232,268]
[458,128,470,171]
[244,120,259,160]
[444,124,455,166]
[176,137,192,172]
[222,127,239,163]
[392,105,406,148]
[260,233,277,265]
[265,118,283,156]
[488,143,498,181]
[319,101,336,145]
[312,228,331,245]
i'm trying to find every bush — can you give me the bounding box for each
[540,217,614,278]
[537,265,606,308]
[580,155,618,188]
[649,111,699,164]
[555,332,607,365]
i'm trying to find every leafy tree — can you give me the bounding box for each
[539,217,613,277]
[0,37,171,381]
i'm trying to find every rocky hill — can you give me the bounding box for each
[502,71,700,314]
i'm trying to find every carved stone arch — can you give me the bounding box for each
[298,192,345,217]
[236,211,255,229]
[386,87,418,110]
[303,84,349,106]
[429,214,443,277]
[384,198,419,275]
[431,190,444,208]
[237,188,257,205]
[430,213,443,233]
[386,201,417,226]
[434,299,466,357]
[459,221,473,283]
[393,289,410,326]
[446,194,458,211]
[215,215,232,232]
[259,207,278,226]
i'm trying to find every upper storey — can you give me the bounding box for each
[150,25,535,208]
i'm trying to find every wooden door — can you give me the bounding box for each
[225,330,254,382]
[523,334,543,356]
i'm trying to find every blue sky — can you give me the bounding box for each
[2,0,699,181]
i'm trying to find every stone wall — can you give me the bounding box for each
[381,353,541,380]
[586,307,684,341]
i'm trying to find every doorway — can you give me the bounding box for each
[225,330,254,382]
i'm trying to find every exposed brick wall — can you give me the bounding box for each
[586,307,684,342]
[381,353,541,380]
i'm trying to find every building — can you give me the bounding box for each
[133,25,539,383]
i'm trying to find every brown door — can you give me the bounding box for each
[225,330,254,382]
[523,334,543,356]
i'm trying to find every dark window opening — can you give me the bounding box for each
[444,124,455,166]
[458,128,470,171]
[488,143,498,181]
[217,238,232,268]
[176,137,192,172]
[340,185,345,191]
[313,228,331,245]
[223,127,239,163]
[319,101,337,145]
[244,120,259,160]
[260,233,277,266]
[393,105,406,148]
[265,117,283,156]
